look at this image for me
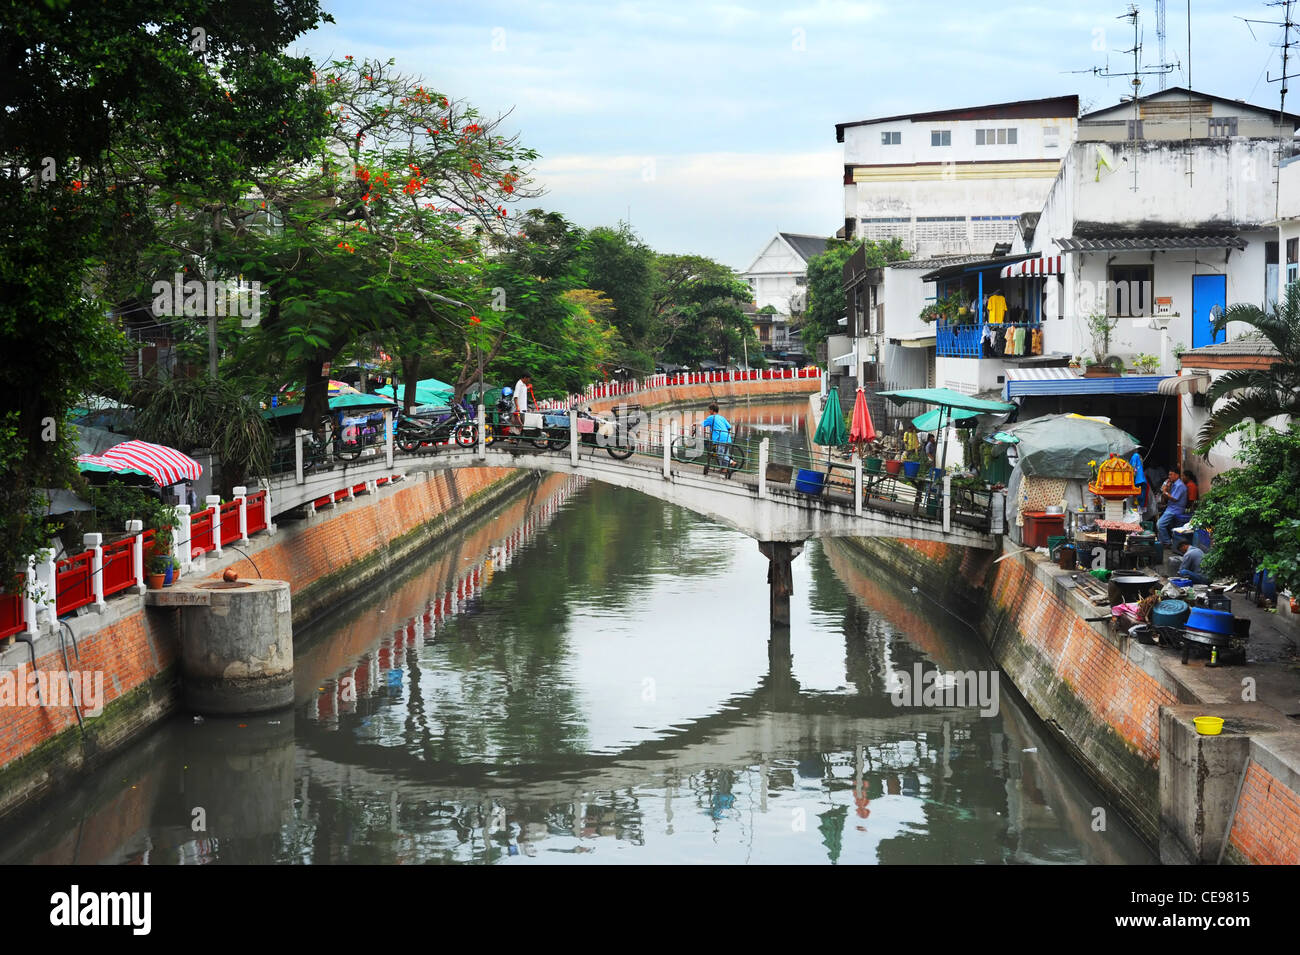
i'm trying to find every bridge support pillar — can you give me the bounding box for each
[758,540,804,628]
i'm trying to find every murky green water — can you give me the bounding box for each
[1,405,1154,864]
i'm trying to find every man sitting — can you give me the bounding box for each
[1156,466,1188,546]
[1175,541,1210,585]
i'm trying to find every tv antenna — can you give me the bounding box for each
[1240,1,1300,217]
[1087,4,1179,190]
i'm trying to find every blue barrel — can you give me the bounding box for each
[1150,599,1190,628]
[795,469,825,495]
[1186,606,1234,635]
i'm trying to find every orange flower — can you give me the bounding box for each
[470,315,481,324]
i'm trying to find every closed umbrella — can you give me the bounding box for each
[814,388,848,470]
[849,387,876,452]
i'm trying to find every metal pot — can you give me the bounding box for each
[1112,574,1160,602]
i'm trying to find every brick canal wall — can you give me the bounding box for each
[0,464,528,825]
[852,535,1300,860]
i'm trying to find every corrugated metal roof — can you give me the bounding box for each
[888,254,990,270]
[1056,234,1247,252]
[1006,374,1172,398]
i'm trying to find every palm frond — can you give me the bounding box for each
[1205,367,1287,405]
[1196,391,1300,453]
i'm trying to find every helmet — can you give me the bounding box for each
[501,386,512,398]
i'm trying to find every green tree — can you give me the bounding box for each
[1195,284,1300,452]
[799,238,909,357]
[1194,424,1300,583]
[651,254,758,367]
[1,0,331,578]
[576,223,656,371]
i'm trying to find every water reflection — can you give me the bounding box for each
[0,429,1154,865]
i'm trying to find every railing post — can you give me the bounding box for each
[295,428,306,485]
[33,547,56,631]
[127,519,145,594]
[942,474,952,533]
[234,485,250,542]
[569,409,579,466]
[384,409,394,468]
[175,504,192,574]
[83,533,105,612]
[477,403,486,459]
[23,554,40,635]
[206,495,223,558]
[758,438,769,498]
[663,418,672,479]
[854,456,863,516]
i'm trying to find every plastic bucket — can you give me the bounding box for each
[1187,607,1234,635]
[902,461,920,479]
[1193,716,1224,736]
[884,460,903,476]
[794,469,826,495]
[1057,545,1077,570]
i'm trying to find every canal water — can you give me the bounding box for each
[1,403,1154,864]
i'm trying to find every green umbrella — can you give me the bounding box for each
[814,388,848,471]
[262,391,397,419]
[376,377,455,406]
[913,406,980,431]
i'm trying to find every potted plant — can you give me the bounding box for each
[884,451,904,476]
[147,553,167,589]
[1131,353,1160,374]
[902,448,922,479]
[151,504,177,586]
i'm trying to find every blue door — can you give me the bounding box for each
[1192,274,1227,348]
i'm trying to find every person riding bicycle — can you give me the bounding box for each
[700,402,735,477]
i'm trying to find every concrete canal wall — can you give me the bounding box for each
[0,464,529,825]
[846,535,1300,862]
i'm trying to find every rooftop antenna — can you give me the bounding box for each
[1091,4,1179,190]
[1241,0,1299,217]
[1157,0,1169,89]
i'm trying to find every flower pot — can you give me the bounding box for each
[865,457,883,474]
[1083,364,1119,378]
[148,573,166,590]
[884,459,903,476]
[902,461,920,479]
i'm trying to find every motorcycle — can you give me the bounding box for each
[396,404,477,453]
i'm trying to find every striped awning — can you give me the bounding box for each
[77,440,203,487]
[1000,255,1062,279]
[1004,366,1175,399]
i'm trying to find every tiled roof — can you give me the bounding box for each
[1180,336,1279,358]
[779,233,830,262]
[1057,234,1247,252]
[888,254,990,270]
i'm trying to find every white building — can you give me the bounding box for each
[741,233,828,360]
[837,96,1078,257]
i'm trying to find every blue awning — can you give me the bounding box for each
[1004,368,1174,399]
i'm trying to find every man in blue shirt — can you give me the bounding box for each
[1157,465,1189,546]
[700,402,734,477]
[1175,541,1210,585]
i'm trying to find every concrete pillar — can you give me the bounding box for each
[294,429,306,485]
[127,519,145,594]
[758,540,804,628]
[663,418,672,479]
[175,505,192,573]
[83,532,106,612]
[758,438,768,498]
[384,409,394,468]
[942,474,952,532]
[477,403,486,459]
[570,409,579,466]
[23,554,41,636]
[854,456,863,516]
[233,485,250,542]
[166,578,295,715]
[205,494,222,557]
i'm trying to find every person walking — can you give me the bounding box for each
[510,373,533,435]
[1156,465,1189,546]
[700,402,734,477]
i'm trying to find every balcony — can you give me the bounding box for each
[936,322,1040,359]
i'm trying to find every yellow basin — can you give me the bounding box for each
[1193,716,1224,736]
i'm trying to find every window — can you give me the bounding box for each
[794,276,806,286]
[1043,125,1060,148]
[880,131,901,145]
[1107,264,1154,318]
[930,129,951,147]
[1208,117,1238,138]
[1288,238,1298,264]
[976,127,1017,146]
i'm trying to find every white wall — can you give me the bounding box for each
[743,236,810,317]
[842,116,1076,167]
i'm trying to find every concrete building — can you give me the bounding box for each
[741,232,828,362]
[837,96,1078,258]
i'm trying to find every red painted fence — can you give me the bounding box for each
[55,551,94,616]
[102,536,136,599]
[219,500,242,546]
[191,507,215,555]
[0,576,24,641]
[246,491,268,535]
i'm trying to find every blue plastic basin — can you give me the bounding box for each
[1186,606,1234,635]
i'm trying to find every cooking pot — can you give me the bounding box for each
[1112,574,1160,602]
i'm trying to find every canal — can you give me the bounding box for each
[0,403,1154,864]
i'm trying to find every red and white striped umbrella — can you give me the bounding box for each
[77,439,203,487]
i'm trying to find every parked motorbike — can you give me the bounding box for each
[396,404,477,453]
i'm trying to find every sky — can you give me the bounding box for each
[296,1,1290,270]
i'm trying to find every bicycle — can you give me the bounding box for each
[670,429,747,477]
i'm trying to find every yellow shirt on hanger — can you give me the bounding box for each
[986,293,1007,324]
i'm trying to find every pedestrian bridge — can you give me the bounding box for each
[262,433,1001,552]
